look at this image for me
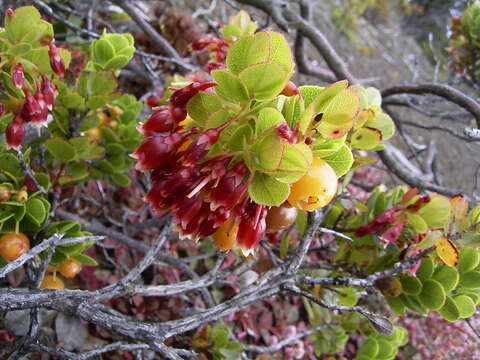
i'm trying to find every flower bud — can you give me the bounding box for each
[12,64,24,89]
[48,43,65,76]
[6,115,25,150]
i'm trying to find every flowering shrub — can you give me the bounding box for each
[0,5,479,360]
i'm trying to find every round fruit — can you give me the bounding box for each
[0,232,30,261]
[287,158,338,211]
[212,218,239,251]
[0,185,11,201]
[40,275,65,290]
[58,258,82,278]
[266,204,298,232]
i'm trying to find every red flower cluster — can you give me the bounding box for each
[6,74,58,150]
[134,81,267,255]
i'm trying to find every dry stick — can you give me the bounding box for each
[381,83,480,128]
[55,209,216,307]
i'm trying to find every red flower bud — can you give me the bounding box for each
[41,75,57,110]
[12,64,24,89]
[169,81,217,106]
[6,115,25,150]
[281,80,300,97]
[48,43,65,77]
[237,204,267,256]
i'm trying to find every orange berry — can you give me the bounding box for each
[58,258,82,278]
[86,127,102,141]
[0,186,11,201]
[0,233,30,261]
[212,217,239,251]
[40,275,65,290]
[287,158,338,211]
[47,265,58,273]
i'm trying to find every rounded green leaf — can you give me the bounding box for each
[73,253,98,266]
[454,294,476,318]
[25,197,47,226]
[104,55,131,69]
[438,296,460,322]
[239,62,289,100]
[350,127,382,150]
[407,213,428,233]
[418,279,446,310]
[111,173,131,187]
[211,69,249,102]
[248,172,290,206]
[458,247,480,273]
[226,32,270,74]
[271,142,313,183]
[459,271,480,289]
[416,194,452,229]
[366,112,395,141]
[357,338,379,358]
[321,144,353,177]
[433,265,459,293]
[338,287,358,307]
[400,294,427,314]
[45,138,77,162]
[399,275,423,295]
[385,295,405,316]
[375,339,395,359]
[187,92,222,126]
[93,38,115,63]
[416,257,435,281]
[255,107,285,136]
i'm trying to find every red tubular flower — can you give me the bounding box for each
[6,115,25,150]
[237,204,267,256]
[41,75,57,110]
[132,130,193,171]
[140,107,176,135]
[210,162,248,210]
[169,81,217,106]
[32,90,48,124]
[12,64,24,89]
[47,43,65,77]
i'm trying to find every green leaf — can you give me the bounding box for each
[357,338,379,358]
[321,144,353,177]
[438,296,460,322]
[251,133,284,171]
[400,294,427,314]
[239,62,288,100]
[25,197,47,226]
[73,253,98,266]
[454,294,476,318]
[312,136,346,158]
[459,271,480,289]
[418,279,446,310]
[111,173,131,187]
[91,70,117,95]
[338,287,358,307]
[93,38,115,63]
[209,323,231,348]
[298,81,348,134]
[366,112,395,141]
[248,172,290,206]
[0,153,23,179]
[45,137,77,162]
[211,69,249,102]
[416,257,435,280]
[226,32,270,74]
[407,213,428,233]
[269,31,294,74]
[271,143,313,183]
[433,265,459,293]
[399,275,422,295]
[187,92,222,126]
[5,6,42,42]
[458,247,480,273]
[375,340,394,359]
[350,127,382,150]
[7,42,31,56]
[62,93,85,110]
[416,194,452,228]
[105,55,131,69]
[255,107,285,136]
[227,124,253,151]
[385,295,405,316]
[58,162,89,184]
[57,243,84,256]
